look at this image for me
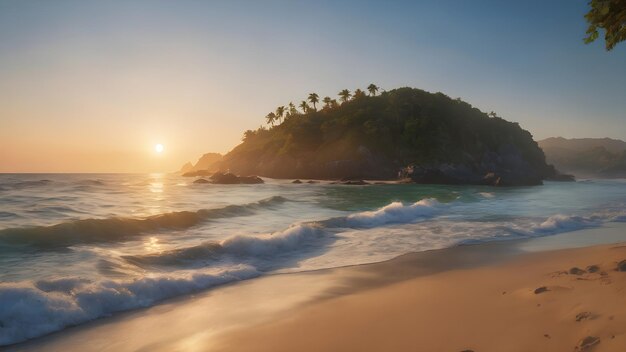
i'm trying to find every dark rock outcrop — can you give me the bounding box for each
[210,172,263,184]
[193,178,210,184]
[183,169,213,177]
[400,144,550,186]
[546,173,576,182]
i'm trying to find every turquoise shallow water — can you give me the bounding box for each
[0,173,625,345]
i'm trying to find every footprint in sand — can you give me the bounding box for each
[534,285,571,294]
[575,336,600,351]
[575,311,596,322]
[586,265,600,273]
[569,267,587,275]
[617,260,626,271]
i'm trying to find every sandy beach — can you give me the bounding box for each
[216,244,626,352]
[7,223,626,352]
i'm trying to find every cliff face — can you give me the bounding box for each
[179,153,223,174]
[215,87,556,185]
[194,153,223,171]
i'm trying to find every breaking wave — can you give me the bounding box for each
[124,224,330,269]
[321,199,441,228]
[0,266,259,346]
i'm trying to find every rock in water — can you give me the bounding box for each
[210,172,263,184]
[238,175,264,184]
[183,170,213,177]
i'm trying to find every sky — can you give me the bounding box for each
[0,0,625,173]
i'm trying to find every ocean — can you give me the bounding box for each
[1,173,625,345]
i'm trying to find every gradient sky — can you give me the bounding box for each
[1,0,625,173]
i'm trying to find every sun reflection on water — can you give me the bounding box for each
[144,236,162,252]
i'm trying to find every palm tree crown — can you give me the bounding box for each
[338,89,351,103]
[288,102,297,116]
[275,106,285,123]
[353,89,366,99]
[299,101,309,113]
[308,93,319,111]
[265,112,277,126]
[367,84,379,96]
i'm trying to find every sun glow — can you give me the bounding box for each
[155,144,164,153]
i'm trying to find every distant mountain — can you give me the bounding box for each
[179,153,223,173]
[538,137,626,178]
[539,137,626,153]
[207,87,559,186]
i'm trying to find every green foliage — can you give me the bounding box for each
[584,0,626,50]
[338,89,351,103]
[226,87,547,175]
[367,84,379,96]
[308,93,319,111]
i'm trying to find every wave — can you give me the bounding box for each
[122,200,441,270]
[533,214,601,233]
[77,179,106,186]
[0,196,288,248]
[0,179,53,190]
[0,266,259,346]
[123,224,330,269]
[321,199,441,228]
[0,211,18,219]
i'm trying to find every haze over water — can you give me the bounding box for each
[1,173,626,345]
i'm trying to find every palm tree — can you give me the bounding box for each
[308,93,319,111]
[276,106,285,124]
[367,84,379,96]
[299,101,309,113]
[288,102,297,116]
[353,89,366,99]
[338,89,351,103]
[242,129,255,141]
[265,112,277,126]
[322,96,332,108]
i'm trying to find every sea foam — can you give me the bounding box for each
[0,266,259,345]
[345,199,440,227]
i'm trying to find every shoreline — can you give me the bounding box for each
[8,222,626,351]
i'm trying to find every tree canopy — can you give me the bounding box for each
[224,86,550,180]
[584,0,626,50]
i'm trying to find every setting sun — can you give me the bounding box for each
[155,144,164,153]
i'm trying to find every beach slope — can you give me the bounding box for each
[215,243,626,352]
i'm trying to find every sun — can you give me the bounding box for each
[155,143,164,153]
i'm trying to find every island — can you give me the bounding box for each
[183,86,567,186]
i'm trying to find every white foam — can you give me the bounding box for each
[534,214,599,234]
[344,199,440,228]
[0,266,259,346]
[220,224,327,256]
